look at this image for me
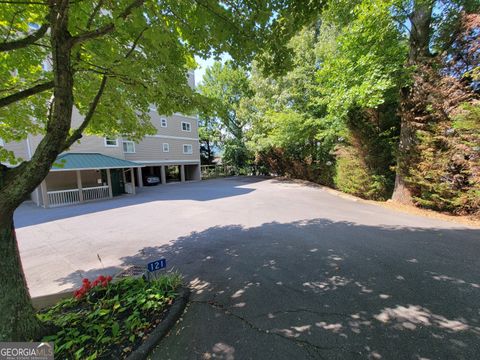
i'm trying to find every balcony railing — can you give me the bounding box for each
[47,185,109,207]
[47,189,80,207]
[82,185,109,201]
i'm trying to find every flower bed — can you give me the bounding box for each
[38,273,182,359]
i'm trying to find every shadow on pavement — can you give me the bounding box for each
[55,218,480,359]
[15,177,264,228]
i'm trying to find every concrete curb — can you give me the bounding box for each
[32,290,73,310]
[126,286,190,360]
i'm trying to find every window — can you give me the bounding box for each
[163,143,169,152]
[160,117,167,127]
[183,144,193,154]
[104,138,118,147]
[181,121,191,132]
[122,141,135,153]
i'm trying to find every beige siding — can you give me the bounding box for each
[69,136,126,158]
[68,109,126,157]
[45,171,77,191]
[3,139,30,160]
[45,170,103,191]
[71,107,83,127]
[3,106,199,165]
[80,170,104,187]
[23,135,125,160]
[187,70,195,89]
[149,110,198,138]
[125,137,199,162]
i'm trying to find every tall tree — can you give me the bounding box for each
[198,115,221,164]
[392,0,479,205]
[0,0,322,340]
[198,61,253,167]
[250,0,479,208]
[391,0,435,203]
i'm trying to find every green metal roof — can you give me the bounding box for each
[51,153,143,171]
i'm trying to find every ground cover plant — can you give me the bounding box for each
[38,273,182,359]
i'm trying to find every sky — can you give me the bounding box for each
[194,53,231,87]
[194,56,214,87]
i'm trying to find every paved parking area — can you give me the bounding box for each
[15,177,480,359]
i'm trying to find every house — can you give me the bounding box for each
[2,73,201,208]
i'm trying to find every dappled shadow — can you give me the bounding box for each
[55,218,480,359]
[15,176,264,228]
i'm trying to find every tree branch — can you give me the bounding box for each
[69,23,114,45]
[63,75,108,150]
[69,0,145,46]
[0,23,49,52]
[86,0,105,29]
[0,81,54,108]
[123,26,148,59]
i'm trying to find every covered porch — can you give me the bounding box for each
[36,153,144,208]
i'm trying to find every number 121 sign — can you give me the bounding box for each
[147,259,166,272]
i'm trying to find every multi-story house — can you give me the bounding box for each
[2,72,201,208]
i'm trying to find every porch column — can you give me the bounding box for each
[196,164,202,180]
[76,170,84,202]
[33,188,41,206]
[160,165,166,184]
[130,168,136,195]
[40,180,49,208]
[136,167,143,188]
[180,164,185,182]
[122,168,127,185]
[106,169,113,198]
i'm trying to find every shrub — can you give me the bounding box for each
[334,147,391,200]
[408,102,480,215]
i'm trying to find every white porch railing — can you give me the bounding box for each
[47,189,80,207]
[47,185,110,207]
[82,185,109,201]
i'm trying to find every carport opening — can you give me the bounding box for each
[144,166,161,178]
[166,165,181,183]
[185,164,200,181]
[140,166,162,186]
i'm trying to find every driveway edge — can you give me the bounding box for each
[126,286,191,360]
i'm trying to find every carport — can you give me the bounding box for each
[37,153,144,208]
[134,162,201,185]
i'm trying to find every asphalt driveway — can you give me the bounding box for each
[15,177,480,359]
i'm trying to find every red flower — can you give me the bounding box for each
[74,275,113,299]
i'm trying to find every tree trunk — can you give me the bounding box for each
[391,112,415,205]
[0,1,75,340]
[206,140,212,164]
[391,0,433,204]
[0,210,43,341]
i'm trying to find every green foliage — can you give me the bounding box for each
[317,0,408,121]
[199,61,253,167]
[0,0,321,163]
[452,102,480,131]
[335,147,392,201]
[222,139,251,168]
[247,2,402,199]
[38,274,182,359]
[409,101,480,214]
[198,116,221,164]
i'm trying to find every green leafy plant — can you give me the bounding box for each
[38,273,182,359]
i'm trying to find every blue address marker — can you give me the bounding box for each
[147,259,166,272]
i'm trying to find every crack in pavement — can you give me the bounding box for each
[191,299,337,360]
[253,308,350,319]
